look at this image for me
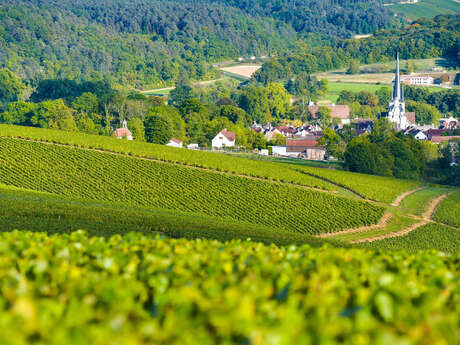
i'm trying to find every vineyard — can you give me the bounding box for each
[1,230,459,344]
[362,223,460,254]
[0,124,424,203]
[298,165,422,203]
[0,138,384,235]
[433,191,460,228]
[0,124,333,191]
[0,184,343,247]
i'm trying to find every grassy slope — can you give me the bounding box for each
[0,184,342,247]
[0,138,384,234]
[390,0,460,20]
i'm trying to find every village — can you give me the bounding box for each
[114,55,460,162]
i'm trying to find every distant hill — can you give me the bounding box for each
[0,0,393,88]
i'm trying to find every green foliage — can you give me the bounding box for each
[363,223,460,254]
[0,230,459,344]
[434,191,460,228]
[316,106,332,127]
[318,128,345,160]
[239,86,271,124]
[346,60,360,75]
[0,138,384,234]
[406,100,442,125]
[266,83,291,119]
[144,114,172,144]
[0,68,25,105]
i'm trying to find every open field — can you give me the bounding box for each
[387,0,460,20]
[140,78,228,96]
[219,65,261,79]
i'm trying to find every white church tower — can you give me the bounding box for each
[387,53,408,130]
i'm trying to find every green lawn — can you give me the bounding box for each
[389,0,460,20]
[321,82,385,102]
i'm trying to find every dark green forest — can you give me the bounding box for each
[0,0,396,88]
[253,15,460,84]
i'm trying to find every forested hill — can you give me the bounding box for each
[0,0,393,88]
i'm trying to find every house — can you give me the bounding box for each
[414,131,427,140]
[308,104,351,125]
[275,126,296,137]
[272,146,287,156]
[401,75,434,86]
[264,128,282,141]
[430,136,460,144]
[166,138,183,148]
[187,143,199,150]
[113,120,133,140]
[440,117,458,130]
[286,137,325,160]
[426,129,446,140]
[355,119,374,135]
[212,128,236,148]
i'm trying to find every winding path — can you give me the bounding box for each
[391,186,426,206]
[352,192,450,243]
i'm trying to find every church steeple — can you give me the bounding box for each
[392,52,402,101]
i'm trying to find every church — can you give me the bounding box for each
[381,53,415,130]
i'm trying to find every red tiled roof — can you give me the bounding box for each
[431,136,460,143]
[406,112,415,124]
[308,105,350,119]
[113,128,132,137]
[221,129,235,141]
[170,138,182,144]
[286,139,318,147]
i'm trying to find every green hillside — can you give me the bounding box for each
[389,0,460,20]
[0,138,384,235]
[0,124,423,203]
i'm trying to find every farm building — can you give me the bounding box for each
[166,138,183,148]
[401,75,434,86]
[286,137,326,160]
[212,128,236,148]
[113,120,133,140]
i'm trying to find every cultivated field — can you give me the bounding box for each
[219,65,261,79]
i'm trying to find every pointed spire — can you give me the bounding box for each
[393,52,401,100]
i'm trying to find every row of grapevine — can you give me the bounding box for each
[362,223,460,254]
[0,124,333,190]
[1,230,459,344]
[433,191,460,228]
[0,139,384,234]
[298,165,423,203]
[0,184,342,247]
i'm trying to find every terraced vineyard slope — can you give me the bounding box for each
[433,191,460,228]
[0,138,384,235]
[1,230,459,344]
[0,125,332,191]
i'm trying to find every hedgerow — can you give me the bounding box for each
[433,191,460,228]
[0,124,332,190]
[298,165,423,203]
[361,223,460,254]
[0,230,459,344]
[0,139,384,234]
